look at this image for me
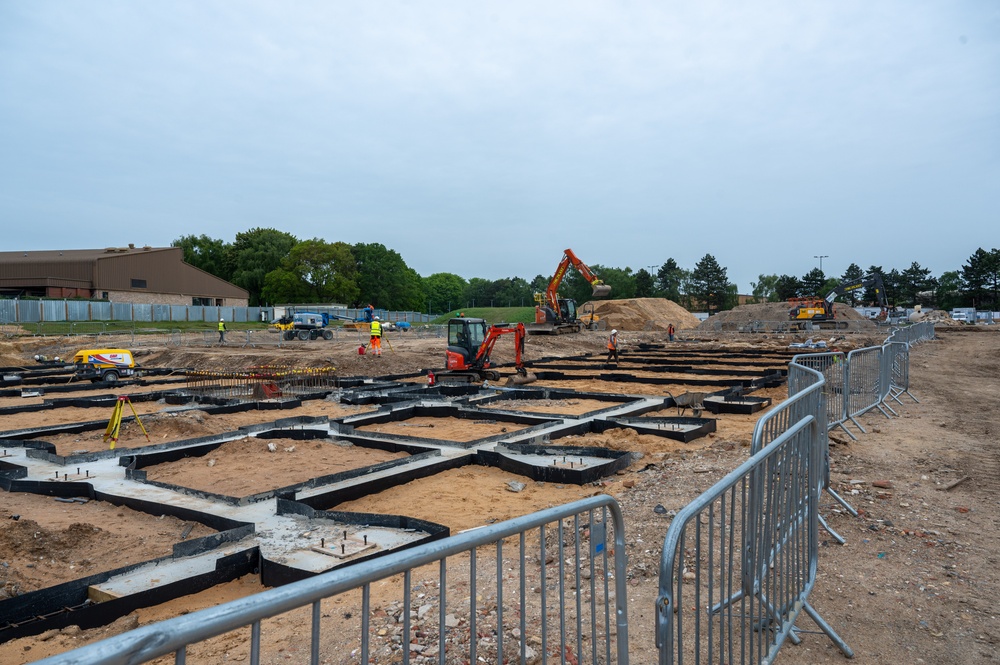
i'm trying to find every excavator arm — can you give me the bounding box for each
[535,249,611,314]
[542,248,611,312]
[825,274,888,309]
[473,323,527,373]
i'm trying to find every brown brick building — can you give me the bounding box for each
[0,245,248,306]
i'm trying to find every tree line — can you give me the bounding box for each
[173,230,1000,314]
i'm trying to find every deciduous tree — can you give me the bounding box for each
[226,228,298,306]
[172,234,231,280]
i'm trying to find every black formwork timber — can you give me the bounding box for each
[297,452,475,510]
[464,387,646,418]
[124,429,442,506]
[479,444,632,484]
[0,488,255,643]
[703,394,773,414]
[342,403,554,430]
[595,416,717,443]
[0,547,259,644]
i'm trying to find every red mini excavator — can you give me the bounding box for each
[437,317,537,385]
[529,248,612,335]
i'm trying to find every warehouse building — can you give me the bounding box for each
[0,245,248,306]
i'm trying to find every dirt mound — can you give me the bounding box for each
[580,298,700,331]
[697,302,875,329]
[914,309,963,325]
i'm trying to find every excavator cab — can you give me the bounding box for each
[446,318,489,369]
[558,298,577,322]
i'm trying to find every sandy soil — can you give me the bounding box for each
[0,492,216,598]
[142,437,410,497]
[1,322,998,664]
[12,400,375,456]
[477,397,623,416]
[355,416,530,442]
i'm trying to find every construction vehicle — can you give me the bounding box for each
[72,348,138,383]
[271,312,336,340]
[528,248,612,335]
[789,274,889,329]
[340,304,375,330]
[435,317,537,385]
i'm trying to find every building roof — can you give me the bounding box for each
[0,245,248,299]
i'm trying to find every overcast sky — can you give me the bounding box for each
[1,2,997,292]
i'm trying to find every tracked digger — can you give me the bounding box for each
[789,273,890,329]
[434,318,537,385]
[528,248,612,334]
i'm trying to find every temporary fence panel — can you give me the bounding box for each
[41,300,66,322]
[67,301,91,321]
[17,300,41,323]
[242,329,285,349]
[789,352,849,439]
[167,305,186,321]
[152,304,171,321]
[845,346,887,431]
[34,495,629,665]
[883,341,918,407]
[0,300,16,323]
[657,365,853,665]
[91,301,112,320]
[133,304,152,322]
[188,307,204,322]
[111,302,132,321]
[204,306,220,323]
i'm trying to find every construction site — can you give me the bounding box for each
[1,298,998,664]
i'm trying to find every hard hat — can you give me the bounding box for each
[220,318,224,321]
[374,316,380,320]
[611,329,618,334]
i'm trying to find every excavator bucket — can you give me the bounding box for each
[591,284,612,298]
[506,372,538,386]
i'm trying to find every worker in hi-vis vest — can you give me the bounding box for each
[607,328,619,364]
[369,317,383,357]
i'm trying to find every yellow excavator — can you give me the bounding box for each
[789,274,889,329]
[528,248,612,335]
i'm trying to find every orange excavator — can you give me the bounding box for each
[529,248,612,335]
[436,317,536,385]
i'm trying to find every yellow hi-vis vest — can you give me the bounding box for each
[370,321,382,337]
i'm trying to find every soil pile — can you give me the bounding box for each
[697,302,875,329]
[580,298,700,331]
[915,309,963,325]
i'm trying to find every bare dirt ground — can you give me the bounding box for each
[142,437,411,497]
[0,492,217,597]
[1,322,998,663]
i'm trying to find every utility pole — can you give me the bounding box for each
[814,255,829,272]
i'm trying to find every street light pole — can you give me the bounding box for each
[814,255,829,272]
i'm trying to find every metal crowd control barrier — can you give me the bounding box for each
[846,346,893,430]
[34,495,629,665]
[781,354,859,543]
[657,363,853,664]
[884,341,918,406]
